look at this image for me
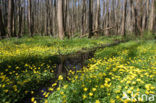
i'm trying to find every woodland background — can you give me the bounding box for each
[0,0,156,39]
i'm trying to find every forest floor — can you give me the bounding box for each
[0,36,155,103]
[0,36,122,103]
[48,40,156,103]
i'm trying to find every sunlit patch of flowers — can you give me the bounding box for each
[0,36,114,64]
[48,40,156,103]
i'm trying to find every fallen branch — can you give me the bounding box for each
[92,27,115,33]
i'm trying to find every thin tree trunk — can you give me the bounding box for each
[7,0,14,37]
[95,0,100,36]
[18,0,22,37]
[121,0,127,36]
[57,0,65,40]
[0,5,6,38]
[88,0,93,38]
[28,0,33,36]
[148,0,155,32]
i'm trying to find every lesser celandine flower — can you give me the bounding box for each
[110,99,115,103]
[89,92,93,96]
[82,95,87,99]
[58,75,63,81]
[92,88,96,92]
[83,88,88,92]
[31,97,35,102]
[52,83,57,87]
[95,100,100,103]
[44,100,48,103]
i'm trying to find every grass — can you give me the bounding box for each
[0,35,155,103]
[0,36,122,103]
[0,36,122,63]
[47,40,156,103]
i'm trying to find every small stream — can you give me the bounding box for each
[17,40,126,103]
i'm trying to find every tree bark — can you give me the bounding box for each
[95,0,100,36]
[148,0,155,32]
[28,0,33,36]
[88,0,93,38]
[121,0,127,36]
[57,0,65,40]
[18,0,22,37]
[7,0,14,37]
[0,5,6,38]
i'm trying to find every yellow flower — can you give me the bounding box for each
[137,88,140,92]
[151,86,155,90]
[44,100,48,103]
[82,95,87,99]
[31,91,34,94]
[89,92,93,96]
[145,91,149,95]
[31,97,35,102]
[48,88,54,91]
[116,95,120,99]
[57,87,60,91]
[60,91,64,95]
[100,85,104,88]
[92,88,96,92]
[127,90,132,94]
[110,99,115,103]
[52,83,57,87]
[45,93,49,97]
[63,85,68,89]
[58,75,63,80]
[83,88,88,92]
[33,100,37,103]
[95,100,100,103]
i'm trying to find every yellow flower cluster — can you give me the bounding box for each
[48,41,156,103]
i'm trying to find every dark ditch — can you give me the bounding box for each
[17,40,127,103]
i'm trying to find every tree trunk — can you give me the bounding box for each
[81,0,86,36]
[7,0,14,37]
[95,0,100,36]
[57,0,65,40]
[105,0,109,36]
[0,5,6,39]
[148,0,155,32]
[18,0,22,37]
[88,0,93,38]
[121,0,127,36]
[28,0,33,36]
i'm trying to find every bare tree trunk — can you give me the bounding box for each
[148,0,155,32]
[57,0,65,40]
[45,0,49,36]
[0,5,6,38]
[88,0,93,38]
[95,0,100,36]
[13,0,16,37]
[132,0,142,36]
[105,0,109,36]
[28,0,33,36]
[18,0,22,37]
[81,0,86,36]
[142,0,147,30]
[64,0,68,37]
[121,0,127,36]
[49,0,53,36]
[7,0,14,37]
